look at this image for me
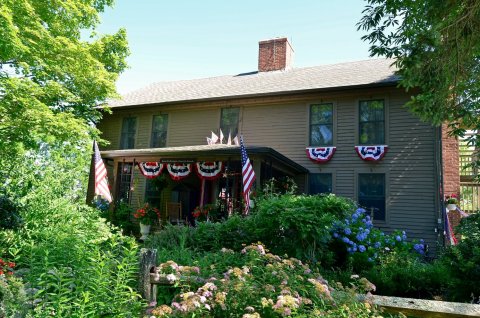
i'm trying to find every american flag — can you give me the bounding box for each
[94,141,112,202]
[240,136,255,214]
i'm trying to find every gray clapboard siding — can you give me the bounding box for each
[97,86,441,248]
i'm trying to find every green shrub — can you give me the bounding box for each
[149,243,396,318]
[0,145,143,317]
[251,194,354,264]
[0,195,23,230]
[147,194,355,266]
[0,259,27,318]
[361,250,449,299]
[441,213,480,302]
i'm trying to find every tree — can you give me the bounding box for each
[358,0,480,175]
[0,0,129,159]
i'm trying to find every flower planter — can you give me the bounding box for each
[446,203,457,211]
[139,223,151,240]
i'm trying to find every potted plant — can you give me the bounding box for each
[445,194,459,211]
[192,204,213,223]
[134,203,160,240]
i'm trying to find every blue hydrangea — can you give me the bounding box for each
[413,243,425,255]
[333,232,339,238]
[395,235,402,242]
[342,237,351,244]
[344,228,352,235]
[374,241,381,249]
[358,245,366,253]
[356,232,367,241]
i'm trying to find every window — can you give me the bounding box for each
[220,108,240,137]
[120,117,137,149]
[310,103,333,146]
[309,173,333,194]
[359,100,384,144]
[358,173,386,221]
[151,114,168,148]
[145,178,161,208]
[117,162,133,201]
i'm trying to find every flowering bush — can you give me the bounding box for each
[192,204,213,222]
[134,203,160,225]
[148,243,389,317]
[445,194,459,205]
[331,208,425,270]
[0,258,15,276]
[0,258,27,317]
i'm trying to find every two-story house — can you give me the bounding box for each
[93,38,460,248]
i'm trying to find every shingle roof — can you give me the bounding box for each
[109,59,398,108]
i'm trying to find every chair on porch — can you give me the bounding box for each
[166,202,183,224]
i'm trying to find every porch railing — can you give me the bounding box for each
[459,132,479,213]
[460,182,480,213]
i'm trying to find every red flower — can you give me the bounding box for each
[7,262,15,268]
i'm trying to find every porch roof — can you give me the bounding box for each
[100,144,308,174]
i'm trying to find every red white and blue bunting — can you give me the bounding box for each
[195,161,223,180]
[306,147,336,163]
[167,163,192,181]
[138,162,165,178]
[355,145,388,161]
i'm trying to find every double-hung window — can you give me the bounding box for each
[358,173,386,221]
[151,114,168,148]
[359,100,385,144]
[220,108,240,137]
[309,173,333,194]
[310,103,333,146]
[120,117,137,149]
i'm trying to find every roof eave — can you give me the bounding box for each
[105,81,399,110]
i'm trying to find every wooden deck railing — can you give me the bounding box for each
[459,133,479,213]
[460,182,480,213]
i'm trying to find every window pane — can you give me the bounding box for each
[359,100,384,145]
[145,178,161,208]
[310,104,333,146]
[310,124,333,146]
[311,104,333,124]
[117,162,133,201]
[220,108,240,137]
[358,173,385,221]
[309,173,332,194]
[151,115,168,148]
[121,117,136,149]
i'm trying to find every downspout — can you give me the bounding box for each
[435,126,445,248]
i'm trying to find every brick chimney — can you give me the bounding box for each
[258,37,294,72]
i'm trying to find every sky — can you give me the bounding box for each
[96,1,373,94]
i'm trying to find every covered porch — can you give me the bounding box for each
[97,144,307,224]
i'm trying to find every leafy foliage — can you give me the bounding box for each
[441,213,480,302]
[0,0,129,160]
[0,195,22,230]
[358,0,480,177]
[147,194,355,266]
[0,144,143,316]
[149,243,398,318]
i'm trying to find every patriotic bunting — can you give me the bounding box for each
[355,145,388,161]
[306,147,336,163]
[167,163,192,180]
[138,162,164,178]
[195,161,223,180]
